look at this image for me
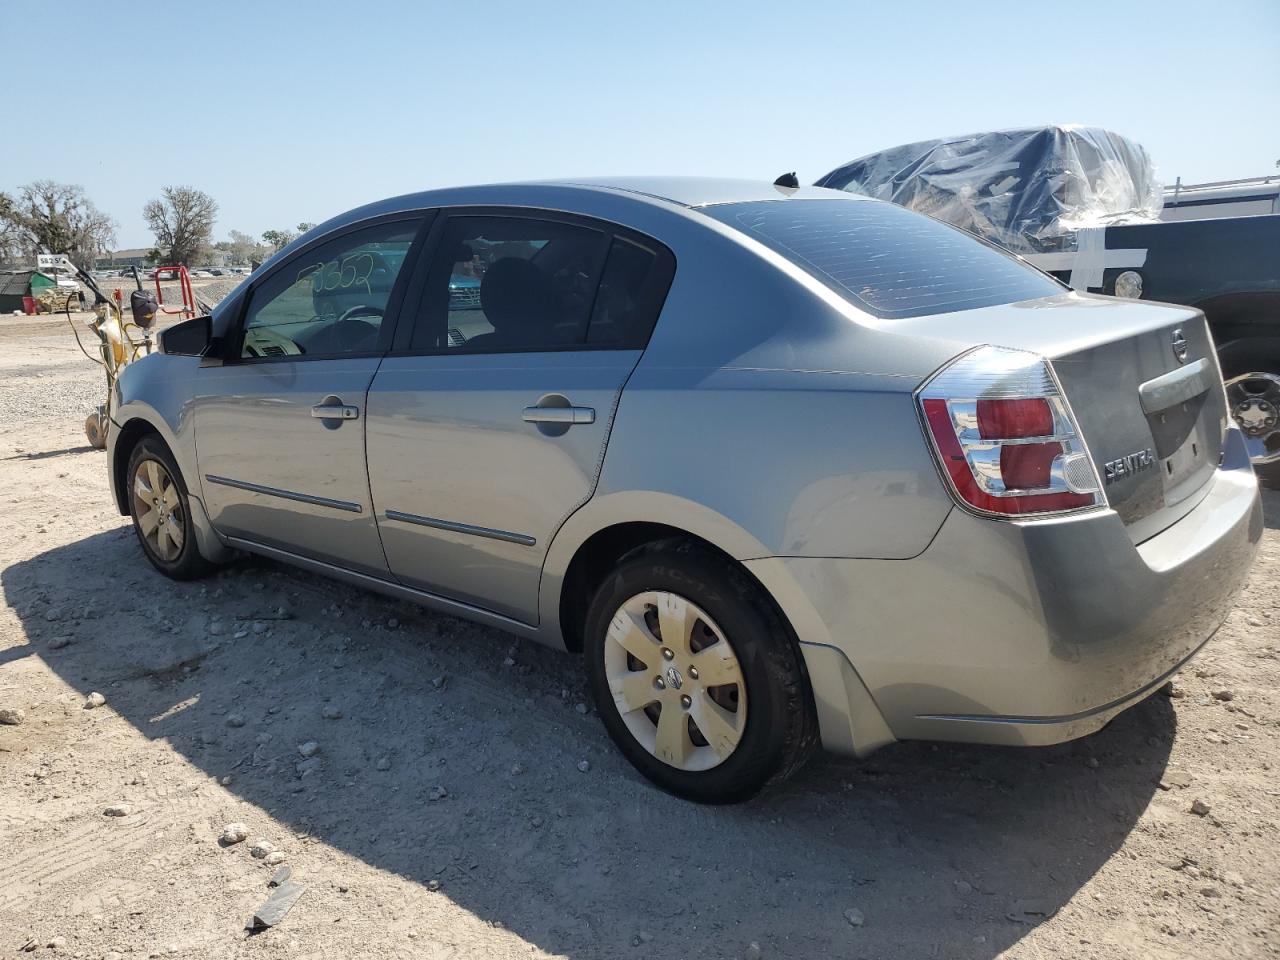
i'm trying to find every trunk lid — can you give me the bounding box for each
[888,293,1228,542]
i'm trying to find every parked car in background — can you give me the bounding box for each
[107,178,1262,802]
[817,126,1280,484]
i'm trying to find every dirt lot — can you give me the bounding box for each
[1,313,1278,959]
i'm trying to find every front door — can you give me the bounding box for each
[366,210,675,621]
[195,216,425,575]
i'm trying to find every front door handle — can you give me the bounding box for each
[522,405,595,425]
[311,402,360,421]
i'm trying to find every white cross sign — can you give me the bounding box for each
[1023,227,1148,292]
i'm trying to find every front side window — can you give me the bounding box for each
[412,215,608,352]
[705,199,1062,320]
[240,220,419,359]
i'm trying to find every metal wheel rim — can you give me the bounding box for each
[603,591,747,772]
[132,458,186,562]
[1225,371,1280,465]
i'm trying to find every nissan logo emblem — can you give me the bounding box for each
[1171,328,1189,364]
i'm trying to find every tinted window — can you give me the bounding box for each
[586,237,669,347]
[706,199,1061,319]
[240,221,418,360]
[413,215,608,352]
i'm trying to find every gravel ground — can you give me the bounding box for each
[1,327,1278,959]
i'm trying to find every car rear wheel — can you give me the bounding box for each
[127,437,216,580]
[583,540,816,803]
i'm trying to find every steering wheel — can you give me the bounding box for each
[336,305,384,323]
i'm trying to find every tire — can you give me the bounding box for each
[126,436,216,580]
[1220,354,1280,489]
[583,539,817,803]
[84,408,107,450]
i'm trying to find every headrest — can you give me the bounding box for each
[479,258,553,331]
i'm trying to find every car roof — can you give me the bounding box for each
[261,176,872,291]
[292,177,868,254]
[354,176,861,221]
[545,176,852,208]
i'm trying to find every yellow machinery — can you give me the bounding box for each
[63,265,158,448]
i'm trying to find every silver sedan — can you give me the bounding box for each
[108,178,1263,802]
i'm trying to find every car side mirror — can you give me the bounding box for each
[158,315,213,356]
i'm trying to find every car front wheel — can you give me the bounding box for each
[126,437,215,580]
[584,540,816,803]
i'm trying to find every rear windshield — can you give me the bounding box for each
[705,199,1061,319]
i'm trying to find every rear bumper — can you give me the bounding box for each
[749,426,1264,754]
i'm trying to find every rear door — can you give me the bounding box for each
[365,209,674,622]
[195,215,427,575]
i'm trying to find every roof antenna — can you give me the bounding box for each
[773,171,800,189]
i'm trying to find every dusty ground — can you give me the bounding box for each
[1,313,1278,960]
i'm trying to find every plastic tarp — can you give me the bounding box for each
[815,126,1163,254]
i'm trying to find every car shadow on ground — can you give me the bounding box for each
[4,527,1178,960]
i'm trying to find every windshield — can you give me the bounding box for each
[706,199,1062,320]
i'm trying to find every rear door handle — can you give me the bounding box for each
[311,403,360,421]
[522,405,595,425]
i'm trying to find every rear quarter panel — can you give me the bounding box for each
[574,224,958,562]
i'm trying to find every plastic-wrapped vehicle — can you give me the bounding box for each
[818,126,1280,484]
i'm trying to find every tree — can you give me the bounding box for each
[296,221,316,233]
[0,181,117,267]
[226,229,260,264]
[262,228,296,253]
[0,193,21,264]
[143,186,218,266]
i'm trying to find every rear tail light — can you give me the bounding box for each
[918,346,1104,517]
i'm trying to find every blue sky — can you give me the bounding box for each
[5,0,1277,249]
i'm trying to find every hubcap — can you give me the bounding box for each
[603,591,746,772]
[1225,372,1280,465]
[132,458,185,562]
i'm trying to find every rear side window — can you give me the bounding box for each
[409,212,675,353]
[586,237,672,347]
[706,199,1061,319]
[412,215,608,352]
